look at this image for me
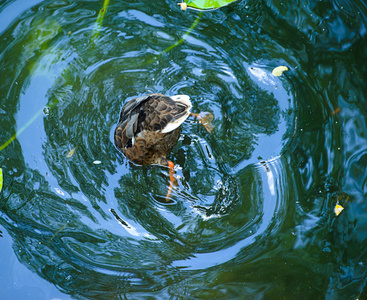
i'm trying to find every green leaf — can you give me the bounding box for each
[0,168,3,193]
[180,0,237,10]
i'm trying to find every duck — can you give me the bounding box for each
[114,93,213,201]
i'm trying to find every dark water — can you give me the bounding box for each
[0,0,367,298]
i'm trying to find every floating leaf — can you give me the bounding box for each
[272,66,289,77]
[178,2,188,10]
[178,0,237,10]
[66,147,76,158]
[334,204,344,216]
[0,168,3,193]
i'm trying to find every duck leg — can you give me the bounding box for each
[190,112,214,133]
[165,161,176,201]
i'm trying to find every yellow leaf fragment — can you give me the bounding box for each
[0,168,3,193]
[334,204,344,216]
[178,2,188,10]
[66,147,76,158]
[272,66,289,77]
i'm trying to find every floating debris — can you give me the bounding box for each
[93,160,102,165]
[334,204,344,216]
[178,2,187,10]
[272,66,289,77]
[66,147,76,158]
[332,107,341,115]
[333,192,350,216]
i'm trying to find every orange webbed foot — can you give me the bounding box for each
[190,112,214,133]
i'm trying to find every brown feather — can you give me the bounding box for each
[114,93,191,166]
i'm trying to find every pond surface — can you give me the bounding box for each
[1,0,367,298]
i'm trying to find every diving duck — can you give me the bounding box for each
[114,93,213,201]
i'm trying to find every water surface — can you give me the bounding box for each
[0,0,367,298]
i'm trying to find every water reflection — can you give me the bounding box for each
[0,0,367,298]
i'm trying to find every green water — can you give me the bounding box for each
[0,0,367,299]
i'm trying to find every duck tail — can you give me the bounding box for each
[170,95,192,109]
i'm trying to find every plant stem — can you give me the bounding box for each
[0,108,44,152]
[163,12,203,53]
[91,0,110,41]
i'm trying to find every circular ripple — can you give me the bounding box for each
[0,0,296,297]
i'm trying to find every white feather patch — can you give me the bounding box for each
[161,115,189,133]
[161,95,192,133]
[170,95,192,108]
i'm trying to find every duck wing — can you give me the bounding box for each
[160,95,192,133]
[115,93,191,149]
